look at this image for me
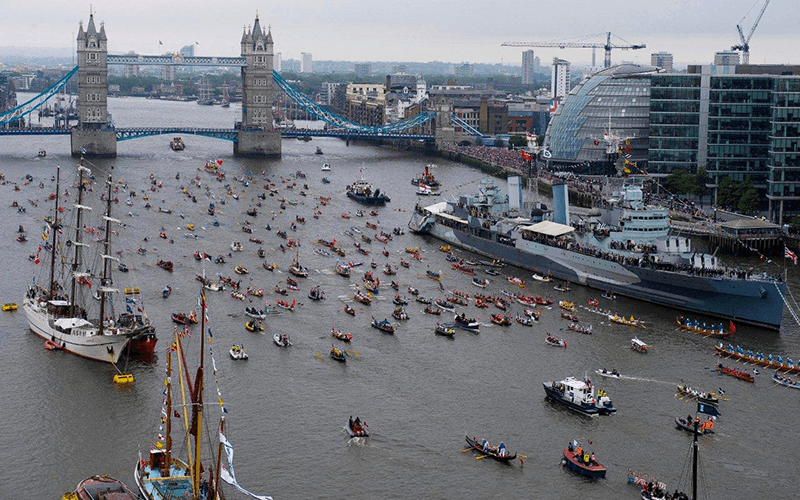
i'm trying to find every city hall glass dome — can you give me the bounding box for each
[545,64,660,166]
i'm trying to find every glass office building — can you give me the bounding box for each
[648,74,702,174]
[768,77,800,223]
[545,64,657,166]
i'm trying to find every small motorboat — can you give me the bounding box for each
[562,442,606,478]
[344,304,356,316]
[229,344,249,360]
[161,286,172,299]
[435,323,456,337]
[44,339,64,350]
[545,334,567,348]
[435,298,455,312]
[371,318,396,334]
[245,307,267,319]
[424,305,442,316]
[407,286,420,296]
[172,312,190,325]
[231,241,243,252]
[472,277,489,288]
[453,313,480,331]
[532,273,553,283]
[321,162,330,170]
[117,263,129,273]
[392,294,409,306]
[486,268,501,276]
[426,270,441,281]
[675,416,714,436]
[233,264,249,275]
[392,306,409,320]
[601,291,617,300]
[595,368,621,379]
[561,312,579,322]
[157,260,174,272]
[515,314,533,327]
[3,303,19,312]
[415,295,432,305]
[631,336,648,353]
[332,328,353,342]
[273,333,292,347]
[346,418,369,437]
[308,286,326,301]
[245,320,264,332]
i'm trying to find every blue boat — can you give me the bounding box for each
[543,376,616,416]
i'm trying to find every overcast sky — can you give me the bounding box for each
[4,0,799,66]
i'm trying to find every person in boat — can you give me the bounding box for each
[481,439,490,452]
[497,441,506,457]
[349,415,354,429]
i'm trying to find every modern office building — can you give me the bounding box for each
[551,58,570,99]
[650,52,674,72]
[522,50,536,85]
[301,52,313,73]
[545,64,656,165]
[274,52,282,72]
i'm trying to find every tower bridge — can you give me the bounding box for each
[0,12,475,158]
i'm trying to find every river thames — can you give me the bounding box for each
[0,94,798,499]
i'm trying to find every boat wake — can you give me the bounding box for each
[613,375,675,385]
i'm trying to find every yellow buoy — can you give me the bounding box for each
[113,373,135,384]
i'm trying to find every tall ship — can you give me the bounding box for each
[134,286,271,500]
[409,176,787,331]
[23,163,154,363]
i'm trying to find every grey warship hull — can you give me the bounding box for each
[409,211,786,331]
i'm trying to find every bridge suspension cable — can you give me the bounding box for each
[0,66,79,126]
[272,70,437,135]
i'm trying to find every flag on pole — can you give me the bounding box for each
[697,401,721,417]
[729,321,736,334]
[785,246,797,265]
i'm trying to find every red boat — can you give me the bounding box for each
[562,444,606,478]
[157,260,173,272]
[127,328,158,356]
[715,363,754,382]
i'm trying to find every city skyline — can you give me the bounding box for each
[2,0,799,67]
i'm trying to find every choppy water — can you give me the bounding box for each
[0,94,798,499]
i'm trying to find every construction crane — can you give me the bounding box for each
[501,32,646,69]
[731,0,770,64]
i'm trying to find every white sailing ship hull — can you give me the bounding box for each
[23,299,130,364]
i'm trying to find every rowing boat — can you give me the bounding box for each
[464,436,517,463]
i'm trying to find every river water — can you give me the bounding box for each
[1,94,799,499]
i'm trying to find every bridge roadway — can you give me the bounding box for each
[0,127,434,142]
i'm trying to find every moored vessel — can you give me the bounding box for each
[408,176,787,331]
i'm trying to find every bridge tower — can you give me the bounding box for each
[71,13,116,157]
[431,98,456,147]
[235,15,281,157]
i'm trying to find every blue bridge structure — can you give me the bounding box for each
[0,13,480,157]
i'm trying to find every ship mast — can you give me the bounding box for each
[692,419,699,499]
[48,165,61,299]
[192,288,206,496]
[69,162,90,317]
[98,175,114,335]
[162,337,173,477]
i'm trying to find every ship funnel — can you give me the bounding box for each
[508,176,522,212]
[552,182,570,225]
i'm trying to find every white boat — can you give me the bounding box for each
[321,163,331,171]
[23,164,150,364]
[273,333,292,347]
[229,344,249,360]
[231,241,243,252]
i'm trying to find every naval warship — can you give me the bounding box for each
[408,176,787,331]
